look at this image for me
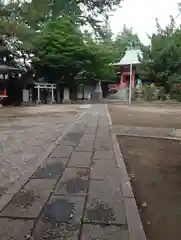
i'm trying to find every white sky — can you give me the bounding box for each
[110,0,180,44]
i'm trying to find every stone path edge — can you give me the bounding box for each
[0,109,87,213]
[114,133,181,141]
[105,104,147,240]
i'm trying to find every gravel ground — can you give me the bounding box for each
[0,105,82,196]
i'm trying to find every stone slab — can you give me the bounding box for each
[107,105,147,239]
[0,218,34,240]
[80,134,95,142]
[50,145,74,158]
[0,179,56,218]
[87,121,98,126]
[54,168,89,196]
[95,139,113,147]
[94,143,112,151]
[98,122,109,127]
[68,152,92,168]
[70,124,86,134]
[90,161,118,181]
[93,150,114,160]
[96,132,110,139]
[98,123,109,128]
[32,158,68,179]
[84,180,126,224]
[81,224,129,240]
[96,129,110,134]
[115,146,134,198]
[59,140,77,147]
[124,198,147,240]
[31,195,85,240]
[75,142,94,152]
[84,127,97,134]
[62,132,82,146]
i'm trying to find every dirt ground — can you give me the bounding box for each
[117,136,181,240]
[0,105,83,197]
[108,103,181,128]
[108,103,181,240]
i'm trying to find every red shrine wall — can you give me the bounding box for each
[108,71,135,89]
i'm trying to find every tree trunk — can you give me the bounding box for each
[68,83,77,103]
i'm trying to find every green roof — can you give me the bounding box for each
[113,49,142,66]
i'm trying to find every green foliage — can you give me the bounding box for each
[84,40,117,82]
[84,24,142,83]
[0,36,16,66]
[139,16,181,97]
[32,16,119,86]
[114,25,141,62]
[0,0,122,34]
[0,0,123,72]
[142,84,158,101]
[32,17,89,84]
[0,0,142,93]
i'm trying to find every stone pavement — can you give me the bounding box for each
[0,104,145,240]
[0,105,82,197]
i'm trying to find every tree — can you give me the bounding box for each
[114,25,141,62]
[0,0,124,102]
[82,23,119,83]
[0,0,36,69]
[0,36,15,66]
[116,25,141,46]
[32,17,92,100]
[138,16,181,97]
[0,0,123,70]
[0,0,122,34]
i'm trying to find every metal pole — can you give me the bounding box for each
[128,62,132,104]
[128,43,133,105]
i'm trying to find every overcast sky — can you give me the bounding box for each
[110,0,180,44]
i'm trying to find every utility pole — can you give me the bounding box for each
[128,42,133,105]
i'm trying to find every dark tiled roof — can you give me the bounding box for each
[0,64,25,72]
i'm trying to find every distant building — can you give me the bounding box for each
[109,49,142,101]
[110,48,142,89]
[0,64,25,104]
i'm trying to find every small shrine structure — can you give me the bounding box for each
[0,64,24,99]
[109,48,142,102]
[110,48,142,89]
